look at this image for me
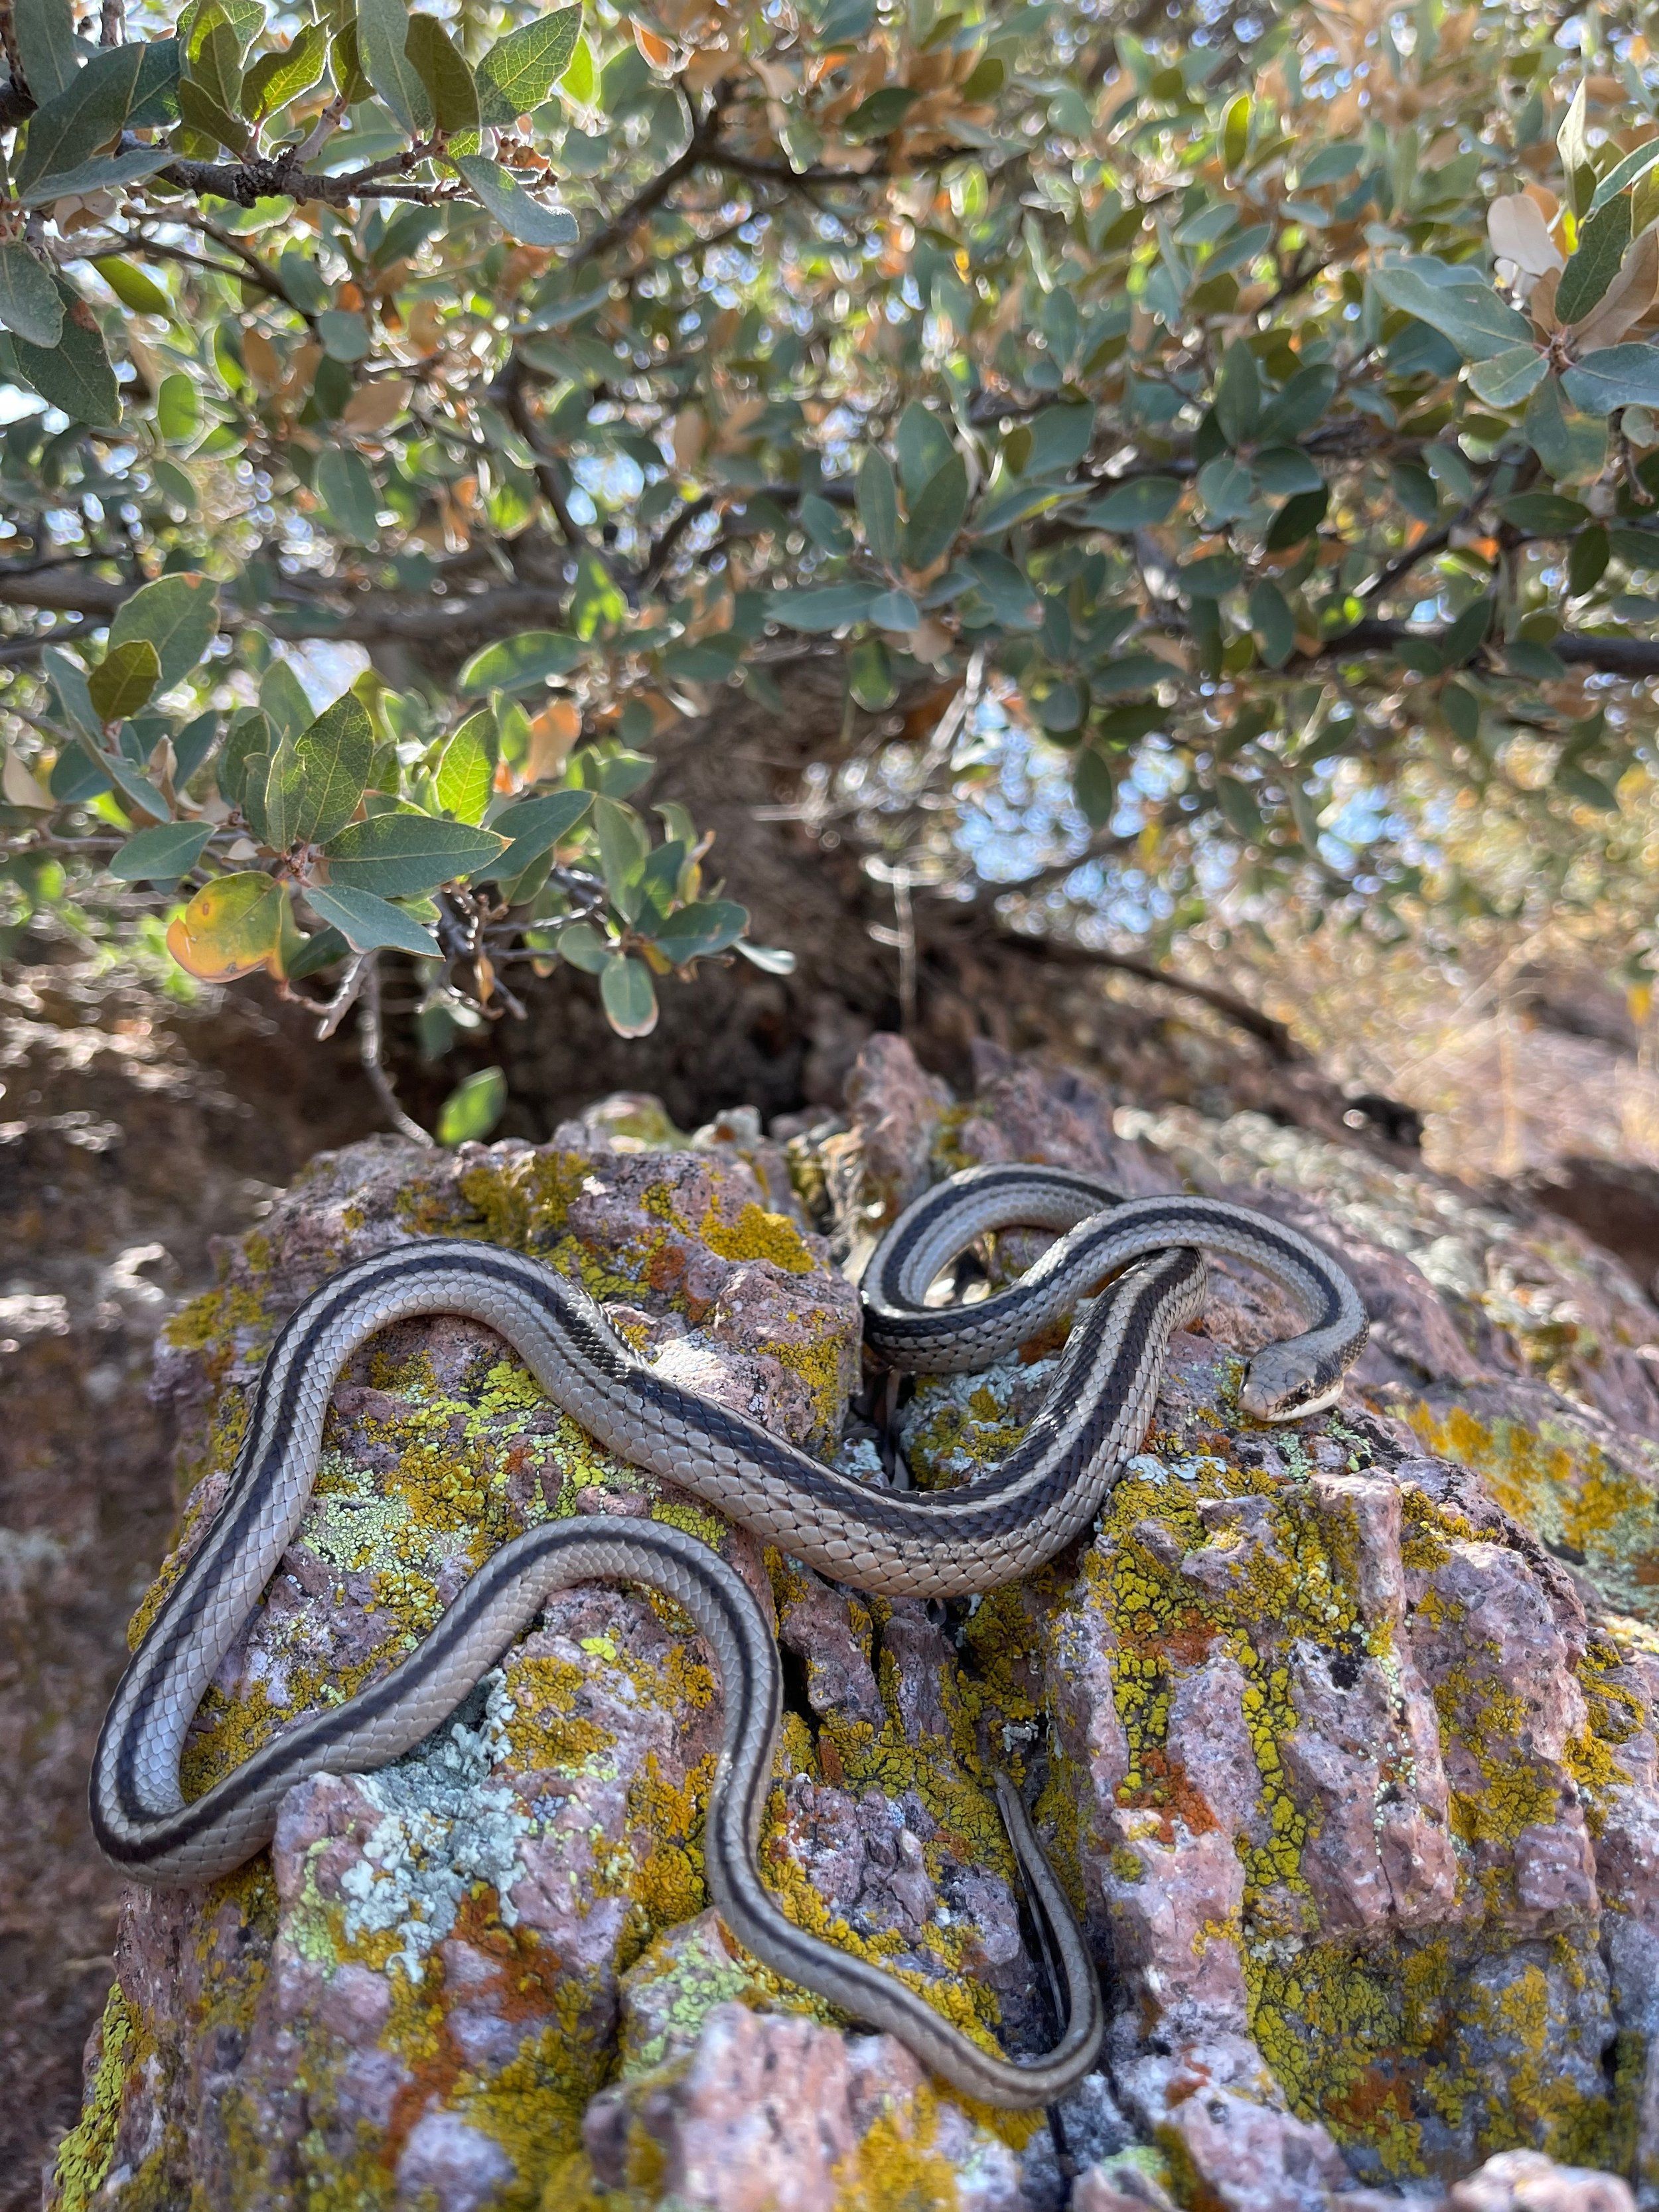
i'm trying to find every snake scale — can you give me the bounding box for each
[92,1161,1367,2107]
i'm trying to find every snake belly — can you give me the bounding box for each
[90,1165,1367,2107]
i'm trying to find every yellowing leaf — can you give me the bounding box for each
[165,871,296,982]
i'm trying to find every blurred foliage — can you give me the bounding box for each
[5,0,1659,1086]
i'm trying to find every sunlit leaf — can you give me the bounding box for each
[437,1065,507,1143]
[92,256,171,315]
[275,692,376,846]
[434,709,497,824]
[458,631,583,694]
[157,372,201,445]
[477,8,581,124]
[242,21,328,121]
[560,29,595,104]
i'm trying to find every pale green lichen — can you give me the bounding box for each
[48,1984,139,2212]
[614,1917,770,2077]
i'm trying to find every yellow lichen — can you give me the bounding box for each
[831,2087,962,2211]
[162,1278,271,1357]
[699,1199,815,1275]
[1403,1402,1659,1623]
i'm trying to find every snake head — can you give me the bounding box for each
[1238,1347,1346,1423]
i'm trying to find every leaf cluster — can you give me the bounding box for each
[5,0,1659,1065]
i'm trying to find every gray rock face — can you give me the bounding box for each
[48,1048,1659,2211]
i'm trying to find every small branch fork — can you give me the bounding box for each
[354,956,434,1147]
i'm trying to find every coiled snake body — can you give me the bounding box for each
[92,1163,1366,2106]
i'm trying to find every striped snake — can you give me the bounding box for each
[92,1162,1367,2108]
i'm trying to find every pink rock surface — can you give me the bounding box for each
[1451,2150,1638,2212]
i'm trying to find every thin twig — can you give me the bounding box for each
[567,91,731,273]
[176,210,305,309]
[296,94,346,166]
[358,956,434,1145]
[495,358,590,552]
[315,950,368,1040]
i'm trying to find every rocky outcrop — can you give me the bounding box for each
[48,1039,1659,2211]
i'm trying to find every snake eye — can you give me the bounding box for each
[1266,1377,1344,1423]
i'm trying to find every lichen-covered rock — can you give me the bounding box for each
[583,2001,1027,2211]
[52,1045,1659,2211]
